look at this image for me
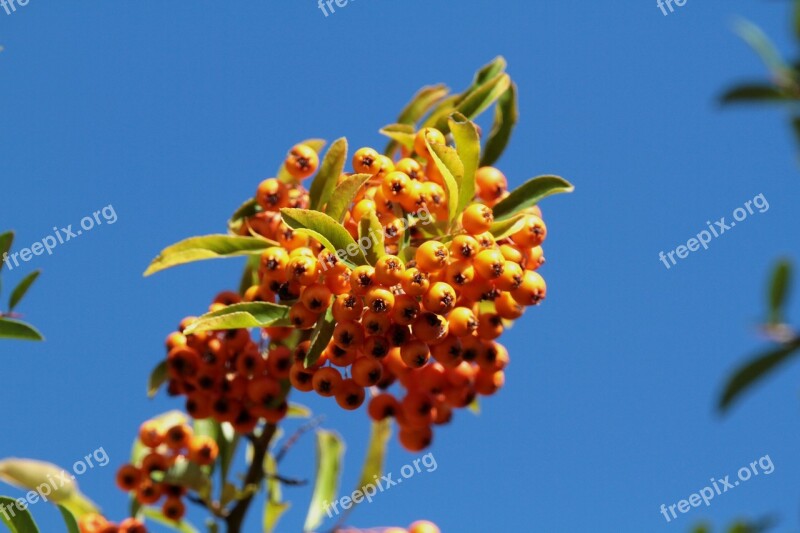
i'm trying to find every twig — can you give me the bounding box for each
[274,415,324,464]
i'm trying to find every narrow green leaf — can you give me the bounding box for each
[434,73,511,134]
[281,208,368,266]
[355,419,391,493]
[470,56,508,91]
[183,302,292,335]
[0,460,97,514]
[144,235,274,276]
[155,458,210,493]
[720,84,796,104]
[448,113,480,213]
[310,138,348,211]
[217,422,238,485]
[0,231,14,276]
[0,496,39,533]
[147,360,168,398]
[323,174,373,224]
[379,124,416,152]
[492,175,575,221]
[9,270,40,311]
[488,214,526,240]
[359,211,385,266]
[0,318,43,341]
[305,308,335,368]
[397,84,450,125]
[142,507,199,533]
[719,338,800,411]
[768,260,792,324]
[229,198,261,226]
[277,139,327,184]
[303,430,344,533]
[481,82,518,166]
[425,140,463,225]
[58,505,80,533]
[263,454,290,533]
[287,402,312,419]
[734,18,793,83]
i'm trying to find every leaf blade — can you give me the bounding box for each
[9,270,40,311]
[281,208,367,266]
[183,302,292,335]
[481,82,518,166]
[492,175,575,221]
[425,140,463,225]
[323,174,373,224]
[303,430,344,533]
[144,235,274,276]
[448,114,480,214]
[310,138,348,211]
[0,318,43,341]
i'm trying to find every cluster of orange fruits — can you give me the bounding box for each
[111,421,219,526]
[78,514,146,533]
[163,297,294,432]
[339,519,440,533]
[221,127,547,451]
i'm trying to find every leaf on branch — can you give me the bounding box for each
[303,430,344,533]
[9,270,40,311]
[182,302,292,335]
[492,175,575,221]
[144,235,274,276]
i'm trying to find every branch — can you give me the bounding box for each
[274,415,324,464]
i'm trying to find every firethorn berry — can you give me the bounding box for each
[290,362,315,391]
[326,344,358,367]
[416,241,449,272]
[477,313,504,340]
[350,265,376,295]
[392,294,420,326]
[188,435,219,465]
[374,155,395,180]
[475,231,496,250]
[352,147,381,175]
[511,214,547,247]
[409,520,442,533]
[165,424,192,450]
[511,270,547,306]
[365,287,395,314]
[450,234,480,261]
[495,260,523,291]
[374,255,405,286]
[301,283,333,312]
[381,171,410,199]
[115,465,141,491]
[352,356,383,387]
[423,282,457,314]
[139,420,165,448]
[475,166,508,202]
[398,424,433,452]
[462,203,494,235]
[475,368,505,395]
[136,478,163,505]
[287,255,320,286]
[289,302,319,329]
[364,335,390,359]
[444,260,475,288]
[118,518,147,533]
[400,339,431,368]
[396,157,423,180]
[312,367,343,397]
[524,245,545,271]
[333,320,365,350]
[78,513,111,533]
[414,127,446,159]
[284,144,319,180]
[368,393,401,421]
[335,379,366,410]
[474,249,506,280]
[362,310,392,336]
[162,495,186,521]
[332,293,364,322]
[447,307,478,337]
[401,267,430,296]
[430,335,463,367]
[256,178,288,211]
[412,312,448,343]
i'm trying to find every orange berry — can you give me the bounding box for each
[333,320,365,350]
[511,270,547,306]
[285,144,319,180]
[256,178,288,211]
[165,424,193,450]
[374,255,405,286]
[415,241,449,272]
[136,478,163,505]
[392,294,421,326]
[400,339,431,368]
[447,307,478,337]
[362,310,392,336]
[401,267,430,296]
[423,282,457,314]
[462,203,494,235]
[450,235,480,261]
[444,260,475,288]
[495,291,524,320]
[350,265,376,295]
[495,261,523,291]
[301,283,333,312]
[139,420,165,448]
[289,301,319,329]
[409,520,441,533]
[364,335,391,359]
[365,287,395,314]
[312,367,343,397]
[398,425,433,452]
[511,215,547,248]
[118,518,147,533]
[412,312,448,344]
[475,166,508,202]
[332,293,364,322]
[477,313,503,340]
[335,379,366,410]
[475,368,505,395]
[289,361,315,392]
[188,435,219,466]
[162,495,186,522]
[286,256,320,286]
[353,147,381,175]
[116,464,141,491]
[352,356,383,387]
[78,513,111,533]
[473,249,505,280]
[396,157,423,180]
[430,335,463,367]
[368,393,400,421]
[381,171,410,199]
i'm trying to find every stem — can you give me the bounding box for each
[225,423,277,533]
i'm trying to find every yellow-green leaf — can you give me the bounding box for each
[305,308,335,369]
[359,211,385,266]
[58,505,80,533]
[379,124,416,152]
[280,208,367,266]
[144,235,274,276]
[0,496,39,533]
[448,113,480,214]
[481,82,518,167]
[492,175,575,222]
[323,174,373,224]
[489,214,526,240]
[303,430,344,533]
[425,140,463,225]
[0,231,14,274]
[147,360,168,398]
[310,138,348,211]
[287,403,312,419]
[0,459,98,514]
[355,419,391,495]
[0,318,43,341]
[263,454,290,533]
[183,302,292,335]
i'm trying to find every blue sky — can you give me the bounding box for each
[1,1,799,531]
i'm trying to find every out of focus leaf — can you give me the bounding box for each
[147,360,168,398]
[305,308,335,369]
[355,419,391,494]
[0,496,39,533]
[720,84,796,104]
[0,318,43,341]
[303,430,344,533]
[57,505,80,533]
[768,260,791,325]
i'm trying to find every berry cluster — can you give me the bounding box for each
[163,297,294,432]
[114,421,219,524]
[228,128,548,451]
[77,514,146,533]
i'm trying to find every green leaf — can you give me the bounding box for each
[144,235,274,276]
[355,419,391,494]
[280,208,368,266]
[0,318,43,341]
[183,302,292,335]
[425,140,463,225]
[379,124,416,152]
[303,430,344,533]
[489,214,526,240]
[768,260,792,325]
[448,113,480,214]
[720,84,796,104]
[229,198,261,226]
[154,458,210,493]
[434,73,511,135]
[277,139,327,184]
[323,174,373,224]
[719,338,800,412]
[263,454,290,533]
[0,231,13,277]
[359,211,385,266]
[9,270,40,311]
[147,360,168,398]
[469,56,508,91]
[492,175,575,221]
[57,505,80,533]
[0,496,39,533]
[142,507,200,533]
[397,84,450,125]
[217,422,238,486]
[309,138,348,211]
[305,308,335,368]
[0,460,98,515]
[287,402,312,419]
[733,18,793,84]
[481,82,518,166]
